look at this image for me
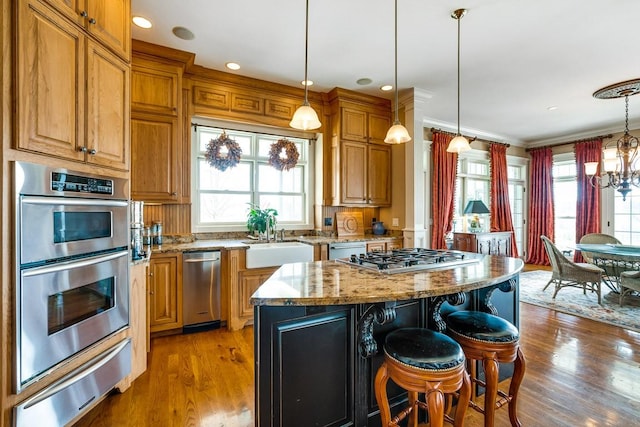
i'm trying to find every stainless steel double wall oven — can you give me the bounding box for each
[14,161,130,392]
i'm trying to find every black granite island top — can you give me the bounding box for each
[252,254,524,427]
[250,254,524,306]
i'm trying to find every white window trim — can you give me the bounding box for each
[190,117,315,233]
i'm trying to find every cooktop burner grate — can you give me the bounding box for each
[335,248,482,274]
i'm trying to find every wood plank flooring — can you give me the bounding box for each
[74,277,640,426]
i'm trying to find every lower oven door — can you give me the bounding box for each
[16,250,129,391]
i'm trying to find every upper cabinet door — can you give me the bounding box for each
[131,61,181,116]
[368,113,392,144]
[16,1,85,161]
[86,40,130,170]
[340,108,368,142]
[39,0,131,60]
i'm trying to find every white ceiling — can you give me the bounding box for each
[131,0,640,146]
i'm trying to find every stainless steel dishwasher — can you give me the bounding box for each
[328,242,367,260]
[182,251,221,332]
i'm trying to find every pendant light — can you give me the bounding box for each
[446,8,471,153]
[290,0,321,130]
[384,0,411,144]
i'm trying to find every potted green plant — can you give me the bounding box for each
[246,204,278,237]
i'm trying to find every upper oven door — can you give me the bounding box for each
[19,196,129,266]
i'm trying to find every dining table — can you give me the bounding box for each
[575,243,640,292]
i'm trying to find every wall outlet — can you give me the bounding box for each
[392,218,399,227]
[324,217,333,226]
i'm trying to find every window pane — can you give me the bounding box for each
[555,218,575,250]
[553,181,576,217]
[258,164,303,192]
[199,193,251,223]
[199,159,252,191]
[260,195,304,222]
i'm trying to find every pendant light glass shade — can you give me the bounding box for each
[385,122,412,144]
[290,102,321,130]
[446,134,471,153]
[290,0,321,131]
[447,9,471,154]
[384,0,411,144]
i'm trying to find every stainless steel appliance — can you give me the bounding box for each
[182,251,221,331]
[14,338,131,427]
[14,161,130,392]
[335,248,483,274]
[328,242,367,260]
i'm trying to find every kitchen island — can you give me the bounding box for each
[251,253,524,427]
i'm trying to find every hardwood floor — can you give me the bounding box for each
[74,269,640,427]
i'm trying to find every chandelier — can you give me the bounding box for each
[585,79,640,201]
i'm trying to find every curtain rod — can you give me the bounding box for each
[429,127,510,148]
[191,122,317,142]
[525,134,613,152]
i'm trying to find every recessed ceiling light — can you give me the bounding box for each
[301,80,313,86]
[225,62,241,71]
[132,16,152,29]
[547,106,558,111]
[357,78,373,85]
[380,85,393,92]
[172,26,195,40]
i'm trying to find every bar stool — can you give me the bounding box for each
[445,311,526,427]
[374,328,471,427]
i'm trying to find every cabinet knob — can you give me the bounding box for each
[88,18,96,25]
[171,192,177,196]
[89,148,97,155]
[77,146,87,153]
[80,10,88,17]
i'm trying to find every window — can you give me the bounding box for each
[552,157,577,251]
[507,162,527,256]
[192,123,313,232]
[453,156,491,233]
[613,191,640,244]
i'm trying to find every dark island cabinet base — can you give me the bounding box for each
[254,278,519,427]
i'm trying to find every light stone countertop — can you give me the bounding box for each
[250,255,524,306]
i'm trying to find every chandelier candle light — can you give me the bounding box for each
[585,78,640,201]
[446,8,472,154]
[384,0,411,144]
[289,0,321,131]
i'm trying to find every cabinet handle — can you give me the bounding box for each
[77,146,87,153]
[89,148,97,155]
[88,17,96,25]
[80,10,88,18]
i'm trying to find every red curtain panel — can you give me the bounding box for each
[431,131,457,249]
[526,147,554,265]
[489,144,519,257]
[574,139,602,262]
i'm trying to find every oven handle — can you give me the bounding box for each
[21,196,128,207]
[21,250,128,277]
[20,338,131,410]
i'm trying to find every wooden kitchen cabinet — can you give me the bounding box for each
[129,261,148,381]
[366,238,403,253]
[148,253,183,333]
[452,232,512,256]
[39,0,131,60]
[16,0,130,170]
[329,88,392,206]
[130,113,180,202]
[131,48,188,203]
[231,266,277,330]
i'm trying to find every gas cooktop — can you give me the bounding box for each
[335,248,482,274]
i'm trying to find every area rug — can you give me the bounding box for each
[519,270,640,332]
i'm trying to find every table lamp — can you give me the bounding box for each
[463,200,490,232]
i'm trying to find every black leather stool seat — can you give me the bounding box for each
[384,328,465,370]
[446,311,519,343]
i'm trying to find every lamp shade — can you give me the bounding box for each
[463,200,490,214]
[584,162,599,176]
[446,135,471,153]
[384,122,412,144]
[289,103,321,130]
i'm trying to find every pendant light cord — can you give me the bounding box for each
[393,0,399,123]
[303,0,310,105]
[456,12,461,135]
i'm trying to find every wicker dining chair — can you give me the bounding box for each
[540,235,604,304]
[619,270,640,306]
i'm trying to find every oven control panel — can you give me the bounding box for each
[52,172,113,195]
